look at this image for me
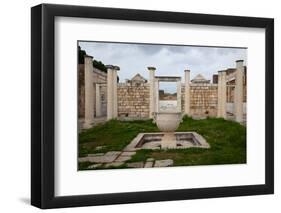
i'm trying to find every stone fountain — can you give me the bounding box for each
[124,74,210,152]
[155,112,182,148]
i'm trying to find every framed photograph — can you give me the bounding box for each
[31,3,274,209]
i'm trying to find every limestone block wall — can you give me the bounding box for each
[182,84,218,117]
[117,82,150,118]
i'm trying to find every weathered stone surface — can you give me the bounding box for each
[144,161,154,168]
[105,151,122,156]
[80,151,121,163]
[78,157,90,163]
[127,162,144,168]
[142,141,161,149]
[183,84,218,118]
[87,153,104,157]
[95,146,106,150]
[115,156,132,162]
[105,162,124,168]
[117,83,150,118]
[121,151,136,156]
[154,159,174,167]
[88,164,102,169]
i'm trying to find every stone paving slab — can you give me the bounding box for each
[79,151,120,163]
[144,161,154,168]
[87,153,104,157]
[105,151,122,156]
[115,156,132,162]
[121,151,136,157]
[88,164,102,169]
[154,159,174,167]
[78,157,90,163]
[95,146,106,150]
[105,162,124,168]
[127,162,144,168]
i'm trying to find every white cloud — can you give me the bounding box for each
[79,41,247,90]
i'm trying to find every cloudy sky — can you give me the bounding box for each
[79,41,247,92]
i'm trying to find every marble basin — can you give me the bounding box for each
[155,112,182,132]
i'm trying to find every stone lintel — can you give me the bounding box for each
[106,64,115,70]
[147,66,156,71]
[84,55,93,58]
[155,76,181,82]
[113,66,120,71]
[236,60,244,68]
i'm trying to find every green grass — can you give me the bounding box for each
[79,116,246,169]
[79,119,158,156]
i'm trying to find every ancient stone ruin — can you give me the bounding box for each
[79,54,247,131]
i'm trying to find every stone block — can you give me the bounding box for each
[121,151,136,156]
[115,156,132,162]
[144,161,154,168]
[87,153,104,157]
[154,159,174,167]
[105,162,124,168]
[127,162,144,168]
[88,164,102,169]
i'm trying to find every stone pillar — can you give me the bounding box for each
[184,69,190,115]
[113,66,120,118]
[177,79,182,112]
[155,79,159,113]
[147,67,156,118]
[84,55,94,128]
[217,70,227,118]
[95,84,101,117]
[234,60,244,123]
[106,65,114,120]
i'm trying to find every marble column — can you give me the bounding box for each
[106,65,114,120]
[84,55,94,128]
[95,84,101,117]
[113,66,120,118]
[177,79,182,112]
[147,67,156,118]
[217,70,227,118]
[184,69,190,115]
[234,60,244,123]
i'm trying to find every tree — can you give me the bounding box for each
[92,60,107,73]
[78,46,87,64]
[78,46,107,73]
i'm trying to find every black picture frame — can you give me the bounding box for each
[31,3,274,209]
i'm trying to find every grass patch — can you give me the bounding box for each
[79,116,246,169]
[79,119,158,155]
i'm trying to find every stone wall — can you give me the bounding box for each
[117,82,150,118]
[79,64,107,118]
[182,84,218,118]
[78,64,85,118]
[80,71,245,121]
[93,67,108,116]
[226,85,247,103]
[117,82,218,119]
